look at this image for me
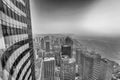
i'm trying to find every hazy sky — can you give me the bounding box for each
[30,0,120,64]
[30,0,120,36]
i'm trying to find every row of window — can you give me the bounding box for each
[10,0,31,16]
[6,44,29,70]
[10,0,26,13]
[1,3,27,24]
[44,62,55,78]
[2,24,28,37]
[4,35,28,49]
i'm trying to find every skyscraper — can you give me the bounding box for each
[61,36,73,58]
[46,41,50,52]
[55,51,61,67]
[76,49,83,79]
[60,57,76,80]
[0,0,35,80]
[43,57,55,80]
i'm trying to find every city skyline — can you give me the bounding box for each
[33,35,119,80]
[0,0,120,80]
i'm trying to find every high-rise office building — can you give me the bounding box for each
[65,36,73,46]
[41,38,45,50]
[61,36,73,58]
[0,0,35,80]
[55,51,61,67]
[82,53,94,80]
[76,49,84,79]
[98,58,114,80]
[43,57,55,80]
[60,57,76,80]
[46,41,50,52]
[76,49,102,80]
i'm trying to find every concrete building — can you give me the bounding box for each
[82,52,94,80]
[55,51,61,67]
[89,52,101,80]
[43,57,55,80]
[76,48,114,80]
[82,51,101,80]
[98,58,114,80]
[75,49,84,79]
[41,38,45,50]
[0,0,35,80]
[76,49,102,80]
[60,57,76,80]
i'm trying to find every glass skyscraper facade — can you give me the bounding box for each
[0,0,35,80]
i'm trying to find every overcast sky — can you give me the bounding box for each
[30,0,120,37]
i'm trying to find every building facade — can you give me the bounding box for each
[55,51,61,67]
[43,57,55,80]
[76,48,114,80]
[99,59,114,80]
[0,0,35,80]
[60,58,76,80]
[76,49,84,79]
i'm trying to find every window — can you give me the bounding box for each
[11,10,14,19]
[14,12,16,20]
[6,7,9,16]
[16,14,18,21]
[2,24,7,36]
[14,27,17,35]
[8,8,11,17]
[3,4,6,13]
[14,13,17,20]
[10,9,13,18]
[0,0,3,11]
[11,27,14,35]
[16,27,18,34]
[7,24,10,36]
[12,27,15,35]
[19,15,22,22]
[9,26,12,35]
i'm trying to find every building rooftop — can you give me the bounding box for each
[69,58,76,63]
[44,57,55,61]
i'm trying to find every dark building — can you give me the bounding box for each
[43,36,51,52]
[61,36,73,58]
[0,0,35,80]
[44,36,49,41]
[46,42,50,52]
[41,38,45,50]
[65,36,73,45]
[61,45,72,58]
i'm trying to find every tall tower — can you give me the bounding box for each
[43,57,55,80]
[60,57,76,80]
[0,0,35,80]
[61,36,73,58]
